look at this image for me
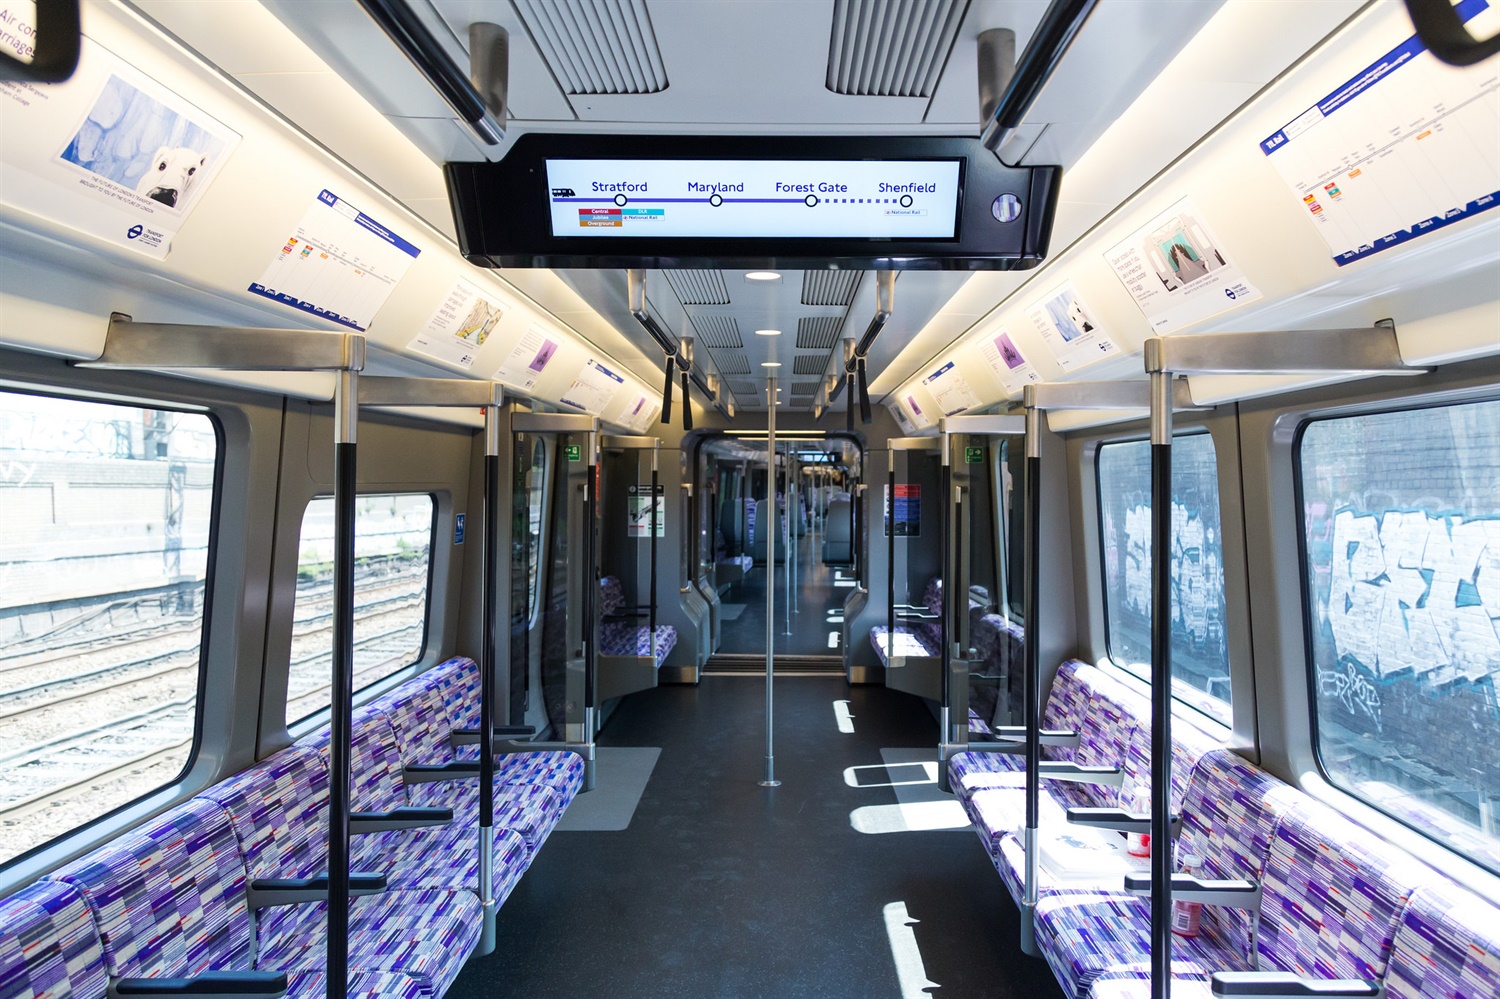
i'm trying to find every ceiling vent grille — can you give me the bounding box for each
[692,315,742,348]
[825,0,965,97]
[793,354,831,375]
[514,0,669,95]
[663,269,729,306]
[711,351,752,374]
[801,270,862,306]
[728,379,762,397]
[796,316,844,349]
[792,379,822,394]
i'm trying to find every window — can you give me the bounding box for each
[0,391,217,868]
[526,440,547,623]
[285,493,434,724]
[999,438,1024,620]
[1097,433,1230,724]
[1299,400,1500,874]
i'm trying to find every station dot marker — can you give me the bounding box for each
[709,194,723,207]
[614,194,628,206]
[805,194,818,207]
[899,194,913,208]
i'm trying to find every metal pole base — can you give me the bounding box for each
[758,780,782,787]
[474,901,497,957]
[1019,901,1040,957]
[582,755,597,793]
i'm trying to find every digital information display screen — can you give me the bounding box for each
[543,159,963,239]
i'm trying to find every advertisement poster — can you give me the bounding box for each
[407,279,507,369]
[1105,197,1261,333]
[889,401,916,434]
[627,484,665,538]
[1025,282,1121,371]
[978,327,1041,394]
[1259,0,1500,265]
[560,358,625,415]
[923,360,980,416]
[0,33,240,258]
[883,484,921,538]
[249,190,420,331]
[904,394,933,430]
[494,325,560,391]
[625,395,661,433]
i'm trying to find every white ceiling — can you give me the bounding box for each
[138,0,1362,411]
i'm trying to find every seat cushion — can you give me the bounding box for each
[257,888,480,999]
[869,626,938,666]
[600,622,676,665]
[285,970,431,999]
[0,880,108,999]
[48,798,252,981]
[352,822,529,903]
[408,780,566,855]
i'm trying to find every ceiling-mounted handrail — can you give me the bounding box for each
[1403,0,1500,66]
[628,270,724,423]
[980,0,1100,156]
[0,0,80,83]
[835,272,895,426]
[356,0,504,145]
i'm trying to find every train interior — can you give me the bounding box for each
[1,1,1499,998]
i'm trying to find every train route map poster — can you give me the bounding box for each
[923,360,980,416]
[1025,282,1121,371]
[979,327,1041,393]
[494,325,560,391]
[560,358,624,415]
[0,32,239,259]
[407,279,507,370]
[1259,0,1500,265]
[249,190,420,331]
[1105,197,1261,333]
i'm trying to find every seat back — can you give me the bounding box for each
[50,798,253,982]
[0,880,108,999]
[1384,882,1500,999]
[196,745,329,883]
[371,666,456,767]
[823,496,852,564]
[299,703,409,813]
[599,576,626,617]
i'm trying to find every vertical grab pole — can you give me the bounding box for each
[582,432,598,790]
[760,374,781,787]
[326,369,358,999]
[650,442,660,664]
[476,400,502,956]
[886,449,896,668]
[783,457,792,636]
[1149,372,1175,999]
[1020,396,1042,957]
[938,432,952,778]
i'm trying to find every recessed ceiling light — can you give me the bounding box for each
[761,361,782,367]
[745,271,781,281]
[755,328,781,336]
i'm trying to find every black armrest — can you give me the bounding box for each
[989,726,1080,747]
[450,725,536,746]
[1124,873,1261,907]
[113,971,289,998]
[964,740,1025,754]
[349,807,452,834]
[970,674,1005,687]
[403,762,480,785]
[1211,972,1379,998]
[245,872,386,909]
[1038,761,1124,787]
[1066,807,1183,838]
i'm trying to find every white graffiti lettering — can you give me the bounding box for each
[1317,662,1384,731]
[0,459,37,485]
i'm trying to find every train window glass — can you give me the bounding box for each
[285,493,434,724]
[527,440,547,624]
[1299,400,1500,874]
[0,392,217,868]
[1097,433,1230,724]
[1000,438,1023,620]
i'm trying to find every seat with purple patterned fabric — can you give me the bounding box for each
[1383,882,1500,999]
[47,796,478,999]
[599,576,677,667]
[0,879,107,999]
[1034,783,1432,999]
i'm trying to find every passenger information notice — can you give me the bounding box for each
[544,159,962,239]
[1259,0,1500,266]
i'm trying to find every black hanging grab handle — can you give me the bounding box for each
[1404,0,1500,66]
[681,370,693,431]
[0,1,80,84]
[857,358,872,425]
[661,357,675,425]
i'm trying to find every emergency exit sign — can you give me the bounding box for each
[566,444,582,461]
[965,446,984,463]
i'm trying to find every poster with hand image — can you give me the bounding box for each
[0,33,238,258]
[1026,282,1121,372]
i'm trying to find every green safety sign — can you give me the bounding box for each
[565,444,582,462]
[965,446,984,463]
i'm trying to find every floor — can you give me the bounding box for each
[451,676,1066,999]
[719,521,854,657]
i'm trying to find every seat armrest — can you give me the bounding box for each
[112,971,289,998]
[403,762,480,785]
[451,726,536,746]
[970,674,1004,687]
[1210,972,1380,998]
[245,872,386,909]
[1066,807,1182,838]
[894,609,941,620]
[1124,873,1261,907]
[1038,761,1124,787]
[349,806,452,834]
[963,740,1025,754]
[988,726,1081,748]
